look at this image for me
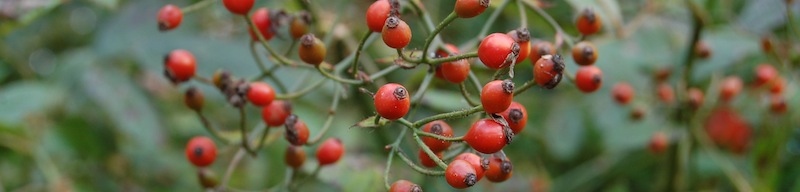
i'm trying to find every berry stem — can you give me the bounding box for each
[275,78,327,99]
[180,0,215,14]
[477,0,513,38]
[384,126,409,190]
[351,32,373,79]
[468,71,483,92]
[394,148,447,175]
[412,132,449,169]
[369,65,401,80]
[521,0,575,47]
[412,127,464,142]
[284,39,298,57]
[459,83,480,106]
[408,0,440,41]
[410,68,435,103]
[421,12,459,63]
[427,52,479,65]
[192,75,215,86]
[413,105,484,128]
[305,84,341,145]
[317,65,364,85]
[195,111,231,144]
[238,107,257,156]
[249,41,270,72]
[517,0,528,28]
[245,15,308,68]
[513,78,539,96]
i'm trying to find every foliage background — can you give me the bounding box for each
[0,0,799,191]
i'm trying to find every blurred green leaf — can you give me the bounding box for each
[0,81,64,125]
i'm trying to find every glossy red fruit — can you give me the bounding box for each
[445,159,478,189]
[389,180,422,192]
[317,138,344,166]
[478,33,520,69]
[649,131,668,154]
[374,83,411,120]
[576,8,602,35]
[382,16,412,49]
[418,149,443,168]
[507,28,531,64]
[575,65,603,93]
[687,88,704,109]
[770,77,785,94]
[481,79,515,114]
[184,86,204,111]
[529,41,556,65]
[770,95,787,114]
[499,102,527,134]
[247,82,275,107]
[657,83,674,104]
[285,145,306,168]
[435,44,471,83]
[186,136,217,167]
[719,76,743,102]
[612,82,634,105]
[262,100,292,127]
[164,49,197,83]
[464,119,508,154]
[453,153,485,181]
[454,0,489,18]
[533,54,565,89]
[705,107,750,154]
[223,0,254,15]
[421,120,454,152]
[572,41,598,65]
[754,64,777,87]
[298,34,327,65]
[249,8,275,41]
[366,0,392,32]
[157,4,183,31]
[284,115,310,146]
[485,156,512,182]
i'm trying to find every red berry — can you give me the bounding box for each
[485,156,513,182]
[157,4,183,31]
[317,138,344,166]
[222,0,254,15]
[436,44,460,57]
[719,76,743,102]
[389,180,422,192]
[454,0,489,18]
[770,94,788,114]
[374,83,411,120]
[464,119,508,154]
[575,65,603,93]
[572,41,598,66]
[285,145,306,168]
[649,131,668,154]
[249,8,275,41]
[529,41,556,65]
[366,0,392,32]
[435,44,471,83]
[770,76,785,94]
[705,107,750,154]
[290,12,311,39]
[687,88,704,109]
[453,153,485,181]
[418,149,443,168]
[247,82,276,107]
[657,83,674,104]
[262,100,292,127]
[298,34,327,65]
[284,115,310,146]
[421,120,454,152]
[611,82,634,105]
[164,49,197,83]
[754,64,777,87]
[481,79,515,114]
[533,54,565,89]
[184,86,205,111]
[507,28,531,64]
[695,41,711,59]
[382,16,412,49]
[499,102,527,134]
[445,159,478,189]
[478,33,520,69]
[576,8,602,35]
[186,136,217,167]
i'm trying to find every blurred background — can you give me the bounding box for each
[1,0,799,191]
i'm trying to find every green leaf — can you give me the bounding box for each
[352,115,391,128]
[0,82,64,126]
